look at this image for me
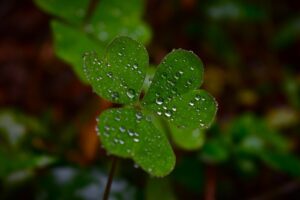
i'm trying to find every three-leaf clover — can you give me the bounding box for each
[83,36,217,177]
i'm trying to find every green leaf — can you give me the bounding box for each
[35,0,151,83]
[89,0,151,44]
[170,124,205,150]
[51,21,104,82]
[143,50,204,105]
[167,90,217,129]
[97,108,175,177]
[260,151,300,177]
[143,50,217,129]
[83,36,148,104]
[35,0,90,26]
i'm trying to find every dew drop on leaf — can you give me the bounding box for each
[104,126,110,131]
[164,110,172,118]
[119,140,125,145]
[189,101,195,106]
[107,71,113,78]
[119,126,126,133]
[132,63,138,70]
[135,112,143,120]
[111,91,119,100]
[126,88,136,99]
[156,97,164,105]
[128,129,134,136]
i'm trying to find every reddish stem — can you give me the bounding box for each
[204,165,217,200]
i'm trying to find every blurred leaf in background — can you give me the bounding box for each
[0,109,55,186]
[35,0,151,82]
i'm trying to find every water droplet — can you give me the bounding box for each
[119,140,125,145]
[161,73,167,79]
[119,126,126,133]
[107,72,113,78]
[189,101,195,106]
[111,91,119,100]
[132,63,138,69]
[172,107,177,112]
[104,126,110,131]
[156,97,164,105]
[195,94,201,101]
[135,112,143,120]
[118,52,122,56]
[126,89,136,99]
[96,76,102,81]
[187,80,192,85]
[157,111,162,116]
[128,129,134,136]
[178,70,184,75]
[167,79,175,86]
[190,66,195,71]
[115,116,121,121]
[133,138,140,142]
[164,110,172,117]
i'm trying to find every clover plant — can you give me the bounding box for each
[83,36,218,177]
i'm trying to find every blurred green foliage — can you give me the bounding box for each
[35,0,151,82]
[0,110,54,186]
[200,114,300,177]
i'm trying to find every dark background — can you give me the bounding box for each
[0,0,300,199]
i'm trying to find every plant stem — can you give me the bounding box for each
[204,165,216,200]
[103,156,118,200]
[82,0,99,26]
